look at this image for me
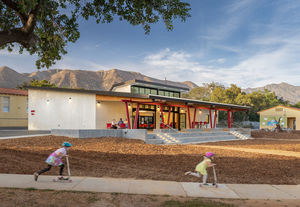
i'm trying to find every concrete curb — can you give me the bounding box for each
[0,134,51,140]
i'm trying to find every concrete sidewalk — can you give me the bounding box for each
[0,174,300,199]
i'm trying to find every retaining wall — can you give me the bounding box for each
[51,129,147,141]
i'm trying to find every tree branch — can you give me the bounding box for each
[1,0,28,24]
[0,29,36,48]
[23,0,41,33]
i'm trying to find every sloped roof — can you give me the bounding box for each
[257,105,300,113]
[0,88,28,96]
[110,79,190,91]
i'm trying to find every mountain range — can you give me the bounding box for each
[243,82,300,104]
[0,66,299,104]
[0,66,197,91]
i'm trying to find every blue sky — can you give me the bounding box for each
[1,0,300,88]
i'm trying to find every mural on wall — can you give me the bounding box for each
[260,116,287,128]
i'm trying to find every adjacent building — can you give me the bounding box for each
[0,88,28,128]
[258,105,300,130]
[27,80,249,131]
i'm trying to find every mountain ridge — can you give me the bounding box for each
[243,82,300,104]
[0,66,198,91]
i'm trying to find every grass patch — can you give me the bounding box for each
[160,199,236,207]
[24,187,37,191]
[87,195,100,204]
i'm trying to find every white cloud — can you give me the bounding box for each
[138,47,300,88]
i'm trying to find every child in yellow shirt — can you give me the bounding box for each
[185,152,215,185]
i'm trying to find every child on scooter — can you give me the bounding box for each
[185,152,216,185]
[34,142,72,181]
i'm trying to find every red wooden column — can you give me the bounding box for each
[160,104,165,128]
[187,106,192,129]
[209,109,213,128]
[213,109,217,128]
[227,110,231,128]
[231,111,234,128]
[193,108,197,128]
[133,103,140,129]
[167,106,171,127]
[124,102,131,129]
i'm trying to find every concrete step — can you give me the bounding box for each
[169,134,235,140]
[171,136,236,143]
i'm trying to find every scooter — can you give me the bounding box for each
[53,156,72,183]
[199,166,218,188]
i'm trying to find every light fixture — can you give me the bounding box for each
[68,97,72,102]
[46,99,50,103]
[97,101,101,105]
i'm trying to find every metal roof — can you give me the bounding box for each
[110,79,190,91]
[0,88,28,96]
[148,94,250,110]
[26,86,148,99]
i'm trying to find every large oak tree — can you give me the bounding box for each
[0,0,190,68]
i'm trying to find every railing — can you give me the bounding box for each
[161,123,178,133]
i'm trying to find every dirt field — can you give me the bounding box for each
[1,188,300,207]
[1,136,300,184]
[203,139,300,152]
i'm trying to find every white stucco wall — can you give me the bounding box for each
[28,90,96,130]
[112,85,131,93]
[184,109,211,129]
[96,101,128,129]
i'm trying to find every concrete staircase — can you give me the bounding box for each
[145,129,245,145]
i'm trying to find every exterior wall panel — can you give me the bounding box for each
[96,101,128,129]
[259,106,300,130]
[0,95,28,127]
[28,90,96,130]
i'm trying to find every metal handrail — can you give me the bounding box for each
[161,123,178,133]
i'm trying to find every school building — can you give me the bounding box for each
[0,88,28,127]
[258,105,300,130]
[27,80,249,131]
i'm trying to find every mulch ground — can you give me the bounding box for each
[1,136,300,185]
[202,139,300,152]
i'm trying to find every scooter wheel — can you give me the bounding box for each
[69,179,72,183]
[199,184,202,187]
[52,179,56,182]
[215,184,218,188]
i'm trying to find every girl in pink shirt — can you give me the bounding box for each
[34,142,72,181]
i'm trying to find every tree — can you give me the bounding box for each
[183,82,224,100]
[0,0,191,68]
[293,102,300,108]
[17,79,56,88]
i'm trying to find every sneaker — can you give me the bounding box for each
[33,172,39,181]
[184,171,192,175]
[58,176,69,180]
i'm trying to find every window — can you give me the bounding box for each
[2,96,10,112]
[145,88,151,95]
[140,87,145,94]
[158,90,164,96]
[169,92,174,97]
[174,93,180,98]
[150,89,157,95]
[131,86,139,94]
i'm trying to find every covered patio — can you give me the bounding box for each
[121,94,250,130]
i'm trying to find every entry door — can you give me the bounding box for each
[179,113,186,130]
[287,118,296,130]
